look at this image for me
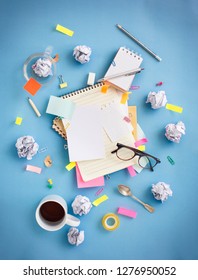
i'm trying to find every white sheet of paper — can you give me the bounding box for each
[66,104,105,161]
[102,101,133,142]
[46,95,75,119]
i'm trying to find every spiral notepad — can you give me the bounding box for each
[52,83,137,181]
[104,47,143,92]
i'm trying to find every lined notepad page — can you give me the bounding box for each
[61,85,137,181]
[77,130,137,181]
[104,47,143,92]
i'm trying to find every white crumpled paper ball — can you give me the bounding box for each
[146,90,167,109]
[15,135,39,160]
[165,121,185,143]
[32,57,53,77]
[73,45,92,64]
[71,195,92,216]
[67,227,84,246]
[151,182,173,202]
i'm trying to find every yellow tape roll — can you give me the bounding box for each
[102,213,120,231]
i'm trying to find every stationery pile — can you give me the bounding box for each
[47,47,147,186]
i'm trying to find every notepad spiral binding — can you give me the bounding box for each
[52,82,104,140]
[121,46,142,59]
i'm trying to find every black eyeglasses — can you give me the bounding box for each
[111,143,161,171]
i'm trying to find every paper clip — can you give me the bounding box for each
[123,116,131,123]
[130,85,140,90]
[95,187,104,196]
[58,75,67,89]
[167,156,175,165]
[105,174,111,180]
[64,144,68,150]
[38,147,47,153]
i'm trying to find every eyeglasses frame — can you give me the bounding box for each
[111,143,161,171]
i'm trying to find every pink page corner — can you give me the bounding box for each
[76,164,105,188]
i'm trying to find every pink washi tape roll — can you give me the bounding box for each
[117,207,137,218]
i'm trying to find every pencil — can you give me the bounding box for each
[28,97,41,117]
[116,24,162,62]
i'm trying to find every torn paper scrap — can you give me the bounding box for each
[71,195,92,216]
[146,91,167,109]
[44,155,52,167]
[15,136,39,160]
[67,227,84,246]
[151,182,172,202]
[92,194,108,207]
[46,95,75,119]
[32,57,52,78]
[165,121,185,143]
[26,165,42,174]
[76,164,104,188]
[56,24,74,36]
[73,45,91,64]
[117,207,137,218]
[66,104,105,161]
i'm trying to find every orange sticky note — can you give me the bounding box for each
[120,93,129,104]
[128,106,137,140]
[23,78,41,96]
[101,85,109,93]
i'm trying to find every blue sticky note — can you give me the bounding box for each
[46,96,75,119]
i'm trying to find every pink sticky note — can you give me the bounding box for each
[117,207,137,218]
[76,164,105,188]
[26,165,42,174]
[127,166,136,177]
[134,138,148,147]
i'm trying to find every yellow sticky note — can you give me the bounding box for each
[137,145,145,151]
[120,93,129,104]
[56,24,74,36]
[65,162,76,171]
[59,82,67,89]
[101,85,109,94]
[15,117,23,125]
[92,194,108,206]
[166,103,183,113]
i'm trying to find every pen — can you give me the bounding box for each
[28,97,41,117]
[116,24,162,62]
[98,67,144,82]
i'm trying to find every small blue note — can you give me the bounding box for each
[46,95,75,119]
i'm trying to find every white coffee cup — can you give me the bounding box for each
[35,194,80,231]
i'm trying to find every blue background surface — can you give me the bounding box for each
[0,0,198,260]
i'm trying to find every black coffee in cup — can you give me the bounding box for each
[40,201,65,222]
